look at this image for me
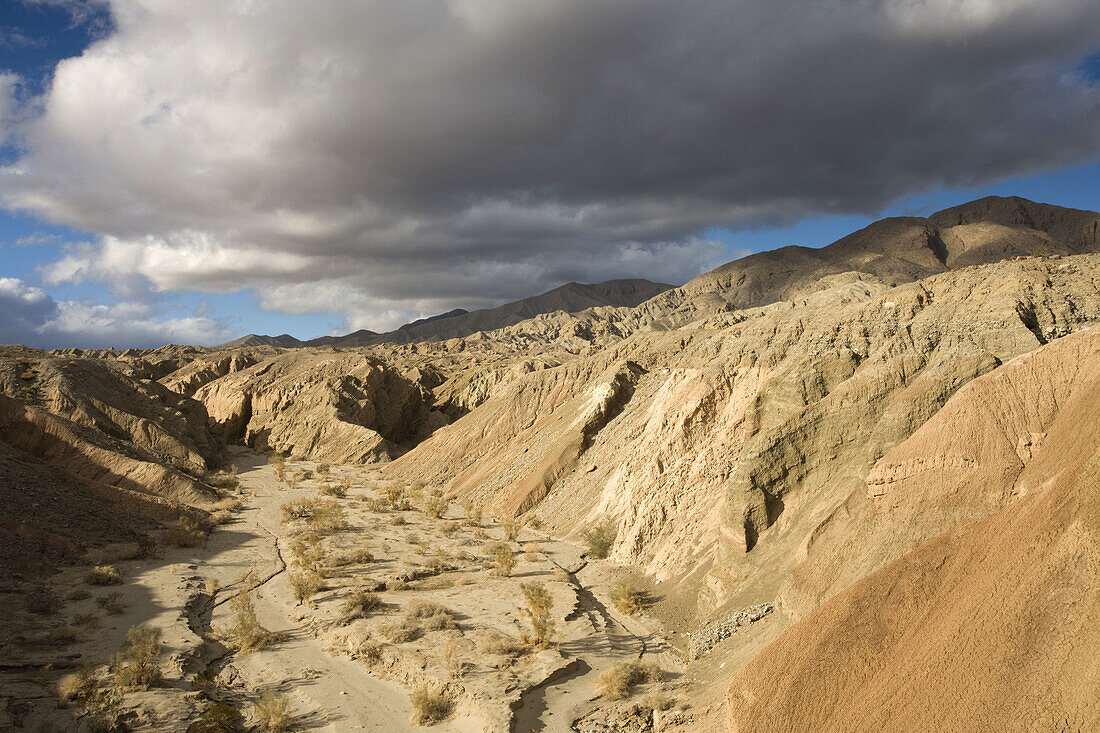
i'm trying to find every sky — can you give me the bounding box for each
[0,0,1098,349]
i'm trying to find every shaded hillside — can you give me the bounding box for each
[727,328,1100,732]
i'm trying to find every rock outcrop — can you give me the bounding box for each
[726,328,1100,732]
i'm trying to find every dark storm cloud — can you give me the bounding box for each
[2,0,1099,329]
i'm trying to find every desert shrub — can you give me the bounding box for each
[388,579,410,591]
[423,492,448,519]
[362,497,388,512]
[526,516,543,530]
[439,641,465,678]
[611,578,647,615]
[111,624,163,690]
[254,691,292,733]
[440,522,459,537]
[410,686,453,726]
[519,582,554,648]
[96,591,126,616]
[281,498,347,533]
[72,612,101,628]
[221,590,278,653]
[378,619,421,643]
[187,701,245,732]
[383,484,411,511]
[211,509,234,526]
[405,600,457,631]
[328,547,374,567]
[47,624,81,645]
[191,668,228,696]
[493,545,516,577]
[288,571,325,605]
[524,542,544,561]
[580,518,617,559]
[25,586,63,615]
[501,518,521,541]
[478,631,526,657]
[207,466,239,490]
[340,590,383,623]
[640,691,676,712]
[594,660,662,700]
[473,527,487,540]
[319,483,347,498]
[165,515,209,547]
[67,588,93,602]
[349,636,384,665]
[59,667,122,731]
[463,505,482,527]
[85,565,122,586]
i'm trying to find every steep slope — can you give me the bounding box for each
[385,254,1100,618]
[726,328,1100,732]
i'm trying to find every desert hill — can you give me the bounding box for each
[224,277,673,349]
[726,327,1100,732]
[3,195,1100,730]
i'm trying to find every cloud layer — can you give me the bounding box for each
[0,276,234,349]
[3,0,1100,331]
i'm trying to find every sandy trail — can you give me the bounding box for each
[209,448,415,731]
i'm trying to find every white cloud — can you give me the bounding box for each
[1,0,1099,331]
[0,276,234,348]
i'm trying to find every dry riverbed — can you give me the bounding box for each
[0,449,700,732]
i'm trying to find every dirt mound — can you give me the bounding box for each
[726,328,1100,732]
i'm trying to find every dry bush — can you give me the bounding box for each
[85,565,122,586]
[24,586,62,615]
[410,686,454,726]
[47,624,81,645]
[316,463,331,476]
[254,690,292,733]
[58,667,122,731]
[405,600,457,631]
[478,631,526,657]
[348,635,384,666]
[206,464,239,490]
[328,547,374,567]
[189,701,245,732]
[519,582,554,648]
[288,571,325,605]
[526,516,543,530]
[378,619,421,643]
[211,509,234,526]
[391,514,408,526]
[439,641,465,678]
[281,498,347,533]
[67,588,92,602]
[473,527,487,540]
[423,492,448,519]
[111,624,163,690]
[319,483,347,498]
[594,660,663,700]
[165,515,209,547]
[611,578,647,615]
[580,518,617,559]
[362,497,389,512]
[221,590,279,653]
[212,497,243,512]
[383,484,412,511]
[340,590,383,623]
[463,505,482,527]
[500,518,521,541]
[72,612,101,628]
[389,579,411,591]
[493,545,516,577]
[96,591,126,615]
[440,522,459,537]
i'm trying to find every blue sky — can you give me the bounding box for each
[1,1,1099,348]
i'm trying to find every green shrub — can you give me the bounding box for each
[254,691,292,733]
[187,702,245,732]
[519,582,554,648]
[611,577,647,615]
